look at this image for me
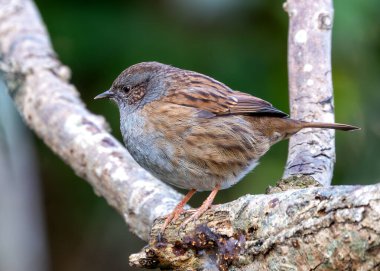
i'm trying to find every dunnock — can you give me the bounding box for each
[95,62,358,230]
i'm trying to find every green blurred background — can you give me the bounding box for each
[2,0,380,270]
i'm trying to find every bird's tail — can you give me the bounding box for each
[263,118,359,143]
[298,121,360,131]
[276,119,360,140]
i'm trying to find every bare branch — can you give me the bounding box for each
[283,0,336,186]
[0,0,182,241]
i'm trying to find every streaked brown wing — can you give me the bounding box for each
[162,70,288,117]
[229,91,288,117]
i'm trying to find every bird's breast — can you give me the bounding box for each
[120,110,176,178]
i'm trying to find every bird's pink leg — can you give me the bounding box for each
[161,189,196,232]
[181,184,220,228]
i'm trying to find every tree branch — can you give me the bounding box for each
[0,0,182,241]
[131,184,380,270]
[283,0,336,187]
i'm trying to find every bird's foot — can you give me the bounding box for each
[180,205,211,230]
[160,189,197,233]
[180,184,220,230]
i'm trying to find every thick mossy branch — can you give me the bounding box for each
[131,184,380,270]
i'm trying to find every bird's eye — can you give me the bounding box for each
[122,86,130,92]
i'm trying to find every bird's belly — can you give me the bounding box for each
[126,136,260,191]
[181,158,260,191]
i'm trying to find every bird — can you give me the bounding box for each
[95,61,358,231]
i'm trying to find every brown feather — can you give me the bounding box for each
[162,70,288,117]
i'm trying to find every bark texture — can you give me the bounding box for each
[0,0,183,241]
[131,184,380,270]
[283,0,336,186]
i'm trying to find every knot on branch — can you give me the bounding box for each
[319,13,333,30]
[266,175,322,194]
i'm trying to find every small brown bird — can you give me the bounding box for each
[95,62,358,230]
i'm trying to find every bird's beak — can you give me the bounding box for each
[94,90,113,100]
